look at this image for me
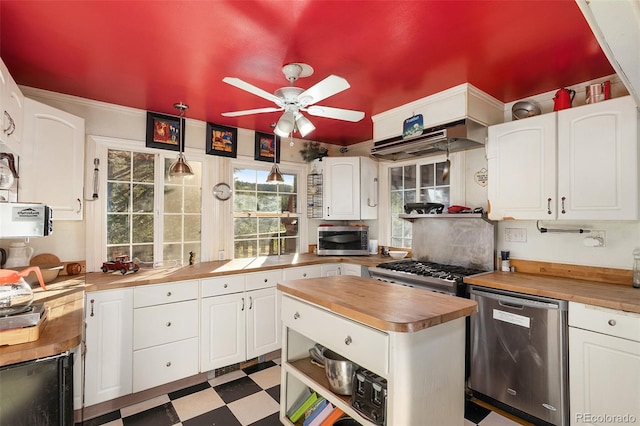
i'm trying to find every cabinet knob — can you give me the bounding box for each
[167,291,172,297]
[293,312,300,320]
[608,319,616,326]
[264,278,268,283]
[166,322,172,327]
[224,283,228,288]
[344,336,352,345]
[166,362,172,367]
[303,273,307,277]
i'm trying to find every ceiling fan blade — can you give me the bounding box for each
[222,77,282,104]
[221,107,282,117]
[298,75,351,105]
[304,105,365,122]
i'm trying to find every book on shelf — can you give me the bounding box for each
[303,398,329,426]
[289,391,318,423]
[304,397,326,420]
[306,402,335,426]
[286,388,312,418]
[319,407,345,426]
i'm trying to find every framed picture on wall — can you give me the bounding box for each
[206,122,238,158]
[254,132,280,163]
[145,111,184,151]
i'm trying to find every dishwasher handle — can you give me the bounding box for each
[470,286,566,311]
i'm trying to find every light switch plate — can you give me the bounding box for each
[505,227,527,242]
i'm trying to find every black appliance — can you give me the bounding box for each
[0,352,74,425]
[351,368,387,425]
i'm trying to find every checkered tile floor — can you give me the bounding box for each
[79,360,521,426]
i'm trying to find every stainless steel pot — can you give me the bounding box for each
[324,349,356,395]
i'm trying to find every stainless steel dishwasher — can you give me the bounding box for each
[468,286,568,426]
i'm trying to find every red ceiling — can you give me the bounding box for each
[0,1,613,145]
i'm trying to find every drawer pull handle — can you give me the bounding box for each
[344,336,352,345]
[224,283,228,288]
[561,196,566,214]
[293,312,300,320]
[249,296,253,310]
[167,291,172,297]
[166,362,171,367]
[547,198,552,215]
[90,299,95,317]
[166,322,172,327]
[241,297,245,311]
[608,319,616,326]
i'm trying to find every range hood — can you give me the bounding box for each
[370,118,487,161]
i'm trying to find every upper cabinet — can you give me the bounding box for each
[20,98,85,220]
[323,156,378,220]
[488,96,638,221]
[0,58,25,155]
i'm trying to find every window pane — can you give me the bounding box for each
[132,183,153,213]
[108,150,130,181]
[108,183,130,213]
[404,165,416,189]
[234,240,257,258]
[234,192,257,212]
[132,245,153,263]
[164,214,182,241]
[184,215,201,241]
[107,214,129,245]
[108,245,130,260]
[257,193,280,212]
[420,164,434,187]
[390,167,403,190]
[435,161,450,186]
[132,153,155,182]
[184,187,201,213]
[132,214,153,243]
[164,185,183,213]
[234,217,257,239]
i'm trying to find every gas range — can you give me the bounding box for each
[368,260,487,296]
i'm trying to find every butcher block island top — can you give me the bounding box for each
[277,275,477,332]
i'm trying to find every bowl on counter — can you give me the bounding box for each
[7,264,64,286]
[388,250,408,260]
[324,349,357,395]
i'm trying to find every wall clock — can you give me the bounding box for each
[212,183,232,200]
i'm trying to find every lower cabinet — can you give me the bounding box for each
[283,265,322,280]
[340,263,363,276]
[132,280,199,392]
[200,270,282,372]
[569,302,640,425]
[84,288,133,406]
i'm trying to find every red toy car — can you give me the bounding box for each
[101,255,140,274]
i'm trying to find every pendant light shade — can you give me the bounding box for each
[266,163,284,182]
[169,102,194,178]
[275,110,295,136]
[267,124,284,183]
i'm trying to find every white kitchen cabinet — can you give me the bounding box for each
[0,58,24,154]
[84,288,133,406]
[20,97,85,220]
[132,280,199,392]
[282,265,322,280]
[320,263,341,277]
[340,263,363,276]
[488,96,638,220]
[200,270,282,372]
[569,302,640,425]
[323,156,377,220]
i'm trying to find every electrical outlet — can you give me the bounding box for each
[218,250,225,260]
[505,227,527,242]
[590,230,606,247]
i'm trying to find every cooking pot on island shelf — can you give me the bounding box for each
[0,266,46,316]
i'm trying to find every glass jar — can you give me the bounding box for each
[633,249,640,288]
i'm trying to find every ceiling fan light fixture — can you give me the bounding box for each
[169,102,194,178]
[295,113,315,137]
[276,110,295,135]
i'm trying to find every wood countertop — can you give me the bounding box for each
[84,253,384,291]
[464,271,640,314]
[278,276,478,333]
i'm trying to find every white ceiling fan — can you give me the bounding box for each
[221,63,365,137]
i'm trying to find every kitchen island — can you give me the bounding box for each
[278,276,477,426]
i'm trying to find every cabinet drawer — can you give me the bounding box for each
[283,265,322,280]
[132,337,199,392]
[201,274,245,297]
[133,300,198,349]
[282,295,388,374]
[569,302,640,342]
[134,280,198,308]
[246,269,282,291]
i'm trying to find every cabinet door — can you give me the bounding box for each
[569,327,640,425]
[321,263,341,277]
[557,96,638,220]
[0,59,24,154]
[20,98,85,220]
[200,293,246,372]
[282,265,322,280]
[340,263,362,276]
[487,113,556,220]
[84,289,133,406]
[246,287,280,359]
[323,157,360,220]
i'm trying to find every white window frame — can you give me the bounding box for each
[377,151,465,248]
[85,135,212,271]
[226,157,309,259]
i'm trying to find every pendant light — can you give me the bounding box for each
[266,124,284,183]
[169,102,194,177]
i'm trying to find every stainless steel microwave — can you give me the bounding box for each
[317,225,369,256]
[0,203,53,238]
